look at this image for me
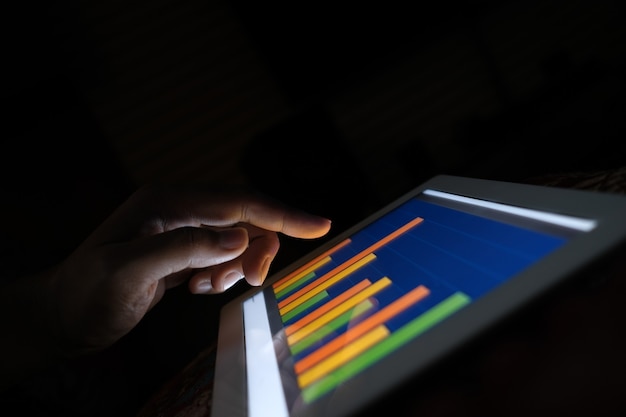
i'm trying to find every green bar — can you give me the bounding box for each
[301,292,471,403]
[275,271,317,300]
[290,300,374,356]
[282,291,328,323]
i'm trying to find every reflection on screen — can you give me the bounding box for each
[243,189,596,417]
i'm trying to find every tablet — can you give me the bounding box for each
[211,174,626,417]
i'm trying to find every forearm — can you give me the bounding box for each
[0,268,64,390]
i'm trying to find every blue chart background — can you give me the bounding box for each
[283,197,567,360]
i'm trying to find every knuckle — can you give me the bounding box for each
[180,226,212,251]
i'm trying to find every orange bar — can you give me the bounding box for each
[274,256,331,295]
[284,279,372,337]
[273,239,351,289]
[287,277,391,346]
[277,217,424,310]
[294,284,430,374]
[279,254,376,316]
[297,325,389,388]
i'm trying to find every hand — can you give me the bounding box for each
[1,184,331,386]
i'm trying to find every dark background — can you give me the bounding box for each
[2,0,625,415]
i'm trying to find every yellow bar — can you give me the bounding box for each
[273,239,351,289]
[285,279,372,337]
[279,253,377,316]
[294,284,430,374]
[287,277,391,345]
[274,256,331,294]
[297,325,389,388]
[277,217,423,310]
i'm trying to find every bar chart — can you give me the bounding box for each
[263,195,567,405]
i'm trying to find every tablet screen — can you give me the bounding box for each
[244,187,594,416]
[212,175,626,417]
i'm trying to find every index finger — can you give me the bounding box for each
[119,185,333,239]
[232,196,333,239]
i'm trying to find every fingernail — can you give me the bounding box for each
[223,271,244,291]
[196,280,213,292]
[260,256,271,284]
[219,228,248,250]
